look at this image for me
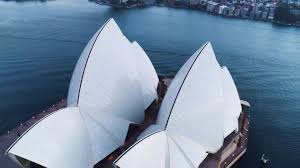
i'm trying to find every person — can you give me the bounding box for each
[17,132,20,137]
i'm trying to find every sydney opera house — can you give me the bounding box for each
[5,18,250,168]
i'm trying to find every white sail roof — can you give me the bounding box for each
[7,18,159,168]
[6,110,131,168]
[115,131,208,168]
[68,18,155,123]
[115,131,169,168]
[131,41,159,108]
[67,18,158,120]
[115,42,229,168]
[155,45,197,129]
[66,18,158,162]
[158,42,224,153]
[7,107,94,168]
[221,66,242,137]
[138,44,210,140]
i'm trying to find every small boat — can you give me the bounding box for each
[260,154,270,167]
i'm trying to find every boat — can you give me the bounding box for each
[5,18,250,168]
[260,154,270,167]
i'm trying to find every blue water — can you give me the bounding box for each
[1,0,300,167]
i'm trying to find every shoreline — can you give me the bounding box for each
[90,0,300,27]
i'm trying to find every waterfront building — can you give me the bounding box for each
[255,10,263,18]
[114,0,129,4]
[170,0,187,6]
[141,0,157,5]
[262,9,269,19]
[207,1,220,12]
[290,4,300,15]
[223,6,230,15]
[199,0,208,6]
[228,6,235,16]
[218,5,227,14]
[249,5,256,18]
[266,2,276,8]
[6,18,159,168]
[113,42,250,168]
[240,6,249,18]
[268,7,275,19]
[234,8,241,16]
[109,0,129,5]
[273,2,300,23]
[189,0,202,5]
[166,0,176,5]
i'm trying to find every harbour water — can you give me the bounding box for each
[1,0,300,167]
